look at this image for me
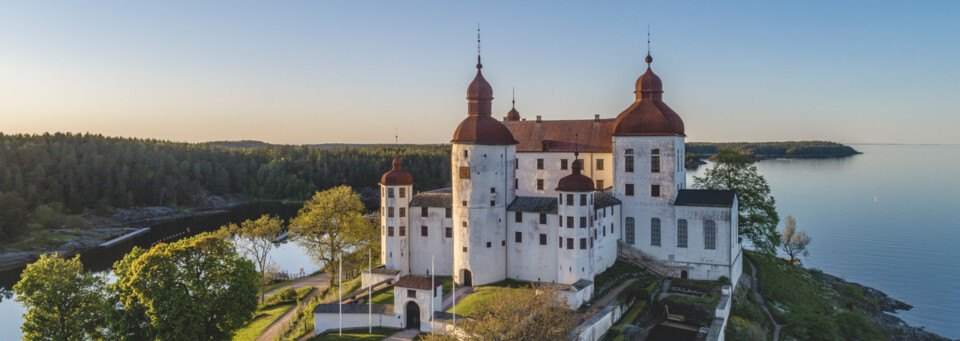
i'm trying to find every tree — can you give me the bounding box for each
[780,215,811,263]
[13,254,105,341]
[290,185,376,286]
[109,233,259,340]
[0,191,29,239]
[218,215,285,303]
[694,150,781,254]
[422,287,577,341]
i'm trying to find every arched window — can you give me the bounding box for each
[650,218,661,246]
[704,220,716,250]
[625,217,635,245]
[677,219,688,248]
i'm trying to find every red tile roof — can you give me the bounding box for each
[502,118,616,153]
[380,151,413,185]
[394,275,443,290]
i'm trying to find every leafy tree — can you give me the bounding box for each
[290,185,376,286]
[217,215,285,303]
[780,215,811,262]
[109,233,259,340]
[13,254,105,341]
[422,287,577,341]
[0,191,30,239]
[694,150,781,254]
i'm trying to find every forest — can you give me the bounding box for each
[686,141,860,159]
[0,133,449,241]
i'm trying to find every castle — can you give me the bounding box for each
[373,51,743,309]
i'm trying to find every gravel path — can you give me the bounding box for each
[745,258,784,341]
[255,273,329,341]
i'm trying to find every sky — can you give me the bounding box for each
[1,1,958,145]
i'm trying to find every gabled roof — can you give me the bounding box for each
[409,188,452,208]
[394,275,443,290]
[502,119,616,153]
[674,189,736,207]
[594,191,621,210]
[507,196,558,214]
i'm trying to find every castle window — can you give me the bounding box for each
[388,226,394,237]
[445,208,452,218]
[446,227,452,238]
[597,159,604,170]
[705,221,716,250]
[515,212,522,223]
[514,178,518,189]
[539,213,547,224]
[567,194,574,206]
[677,219,688,248]
[399,208,405,218]
[399,188,406,198]
[459,166,470,179]
[580,238,587,250]
[596,180,604,190]
[407,289,416,298]
[558,194,562,205]
[388,207,394,218]
[515,232,522,243]
[567,216,574,229]
[421,207,428,217]
[559,237,563,248]
[561,159,568,170]
[559,215,563,227]
[625,184,634,196]
[462,201,467,206]
[537,179,544,190]
[515,158,518,169]
[580,217,586,228]
[399,226,405,236]
[421,226,428,237]
[486,242,491,248]
[464,150,468,158]
[463,247,467,252]
[462,221,467,228]
[490,187,496,193]
[651,154,660,173]
[651,218,661,246]
[567,238,574,250]
[603,226,606,237]
[490,200,495,207]
[625,149,634,172]
[387,188,394,198]
[612,223,615,234]
[651,184,660,197]
[580,194,587,206]
[537,158,544,169]
[625,217,635,244]
[540,234,547,245]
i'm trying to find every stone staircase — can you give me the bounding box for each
[617,241,689,278]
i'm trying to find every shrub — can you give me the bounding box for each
[265,287,298,306]
[725,316,766,341]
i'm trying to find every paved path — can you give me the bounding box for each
[383,329,420,341]
[745,258,784,341]
[255,273,330,341]
[592,278,638,308]
[441,286,473,311]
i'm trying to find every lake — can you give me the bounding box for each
[687,144,960,338]
[1,144,958,339]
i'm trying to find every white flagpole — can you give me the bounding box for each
[339,252,342,336]
[368,249,372,333]
[431,255,435,323]
[452,265,456,329]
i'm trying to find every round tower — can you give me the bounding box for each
[612,53,686,247]
[556,158,595,284]
[380,150,414,275]
[451,56,518,286]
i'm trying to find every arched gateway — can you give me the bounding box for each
[405,301,420,330]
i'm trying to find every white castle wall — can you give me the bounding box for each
[451,143,516,286]
[409,206,454,276]
[381,184,413,275]
[394,285,443,332]
[515,152,613,197]
[557,190,595,284]
[671,204,737,281]
[593,205,620,274]
[506,212,560,283]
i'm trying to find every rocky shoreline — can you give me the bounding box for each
[820,273,955,341]
[0,194,248,272]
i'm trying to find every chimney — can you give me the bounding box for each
[536,115,542,123]
[594,114,600,122]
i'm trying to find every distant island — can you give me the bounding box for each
[686,141,861,159]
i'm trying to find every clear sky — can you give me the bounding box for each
[1,1,958,144]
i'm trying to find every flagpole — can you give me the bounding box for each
[368,249,372,333]
[452,265,456,330]
[431,255,435,324]
[339,252,342,336]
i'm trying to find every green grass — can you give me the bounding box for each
[369,287,394,305]
[446,282,527,317]
[232,302,296,341]
[263,279,296,293]
[309,327,402,340]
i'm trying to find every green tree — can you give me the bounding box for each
[780,215,811,262]
[290,185,376,286]
[0,191,29,239]
[694,150,781,254]
[109,233,259,340]
[13,254,105,341]
[217,214,285,303]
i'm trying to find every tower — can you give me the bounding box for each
[611,52,686,249]
[380,150,414,274]
[450,46,518,286]
[556,157,596,284]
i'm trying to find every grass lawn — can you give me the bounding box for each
[309,327,401,341]
[232,302,296,341]
[445,279,536,317]
[263,279,295,294]
[369,287,394,305]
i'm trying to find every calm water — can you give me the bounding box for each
[1,145,958,339]
[687,144,960,338]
